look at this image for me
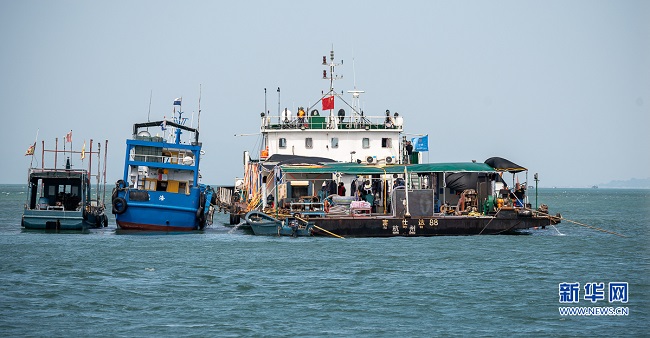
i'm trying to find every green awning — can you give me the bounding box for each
[279,162,495,174]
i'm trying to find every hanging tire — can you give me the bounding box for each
[116,179,127,190]
[112,197,128,215]
[196,206,205,225]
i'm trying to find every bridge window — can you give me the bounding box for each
[382,138,392,148]
[279,138,287,149]
[305,138,313,149]
[331,137,339,148]
[362,138,370,149]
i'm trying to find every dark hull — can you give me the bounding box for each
[116,221,198,232]
[22,210,107,231]
[310,209,559,237]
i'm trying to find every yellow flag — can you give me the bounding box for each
[81,140,86,160]
[25,143,35,156]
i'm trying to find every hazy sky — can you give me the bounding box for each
[2,0,648,187]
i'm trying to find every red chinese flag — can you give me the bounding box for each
[322,96,334,111]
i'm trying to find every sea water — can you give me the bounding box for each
[1,185,648,337]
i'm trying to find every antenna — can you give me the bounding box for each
[147,90,152,122]
[197,84,202,132]
[347,57,364,116]
[352,57,357,89]
[323,47,343,94]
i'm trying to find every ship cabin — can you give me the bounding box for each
[258,108,408,165]
[26,169,88,212]
[122,121,201,196]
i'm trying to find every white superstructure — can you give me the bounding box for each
[256,49,405,165]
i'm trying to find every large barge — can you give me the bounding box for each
[216,49,560,237]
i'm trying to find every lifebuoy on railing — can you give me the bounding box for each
[324,199,330,213]
[440,204,448,214]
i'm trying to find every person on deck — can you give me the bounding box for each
[393,174,405,189]
[338,182,346,196]
[405,141,413,164]
[362,181,374,208]
[297,107,306,126]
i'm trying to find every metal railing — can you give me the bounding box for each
[130,153,195,165]
[261,114,404,131]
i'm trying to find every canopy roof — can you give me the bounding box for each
[279,162,496,175]
[445,172,506,191]
[484,157,527,173]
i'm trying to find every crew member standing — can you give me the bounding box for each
[405,141,413,164]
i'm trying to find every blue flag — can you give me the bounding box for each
[412,135,429,152]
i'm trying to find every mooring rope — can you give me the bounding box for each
[312,225,345,239]
[478,208,502,235]
[292,215,345,239]
[527,208,626,238]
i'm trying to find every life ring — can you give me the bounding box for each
[440,204,448,214]
[324,199,330,213]
[112,197,128,214]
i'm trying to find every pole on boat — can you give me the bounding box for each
[197,84,202,133]
[88,139,93,203]
[102,140,108,205]
[69,130,73,168]
[96,140,101,202]
[29,129,39,168]
[534,173,539,209]
[54,138,58,171]
[404,166,411,218]
[274,165,279,218]
[147,90,152,123]
[277,87,281,125]
[41,140,45,170]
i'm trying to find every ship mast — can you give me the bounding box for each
[323,48,342,94]
[347,56,365,117]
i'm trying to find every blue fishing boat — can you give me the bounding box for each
[22,138,109,231]
[112,99,214,231]
[245,211,313,236]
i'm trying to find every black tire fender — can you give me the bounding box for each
[112,197,128,215]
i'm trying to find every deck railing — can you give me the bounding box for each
[261,114,404,131]
[129,153,195,165]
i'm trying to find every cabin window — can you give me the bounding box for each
[305,138,313,149]
[331,137,339,148]
[362,138,370,149]
[144,179,156,191]
[279,138,287,149]
[382,138,392,148]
